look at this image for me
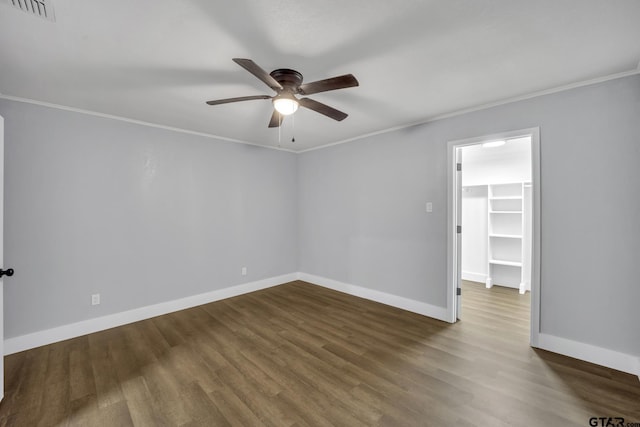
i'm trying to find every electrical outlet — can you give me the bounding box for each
[241,267,247,276]
[91,293,100,306]
[426,202,433,213]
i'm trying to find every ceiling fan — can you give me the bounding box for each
[206,58,359,128]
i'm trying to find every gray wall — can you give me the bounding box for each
[2,75,639,359]
[298,74,640,356]
[1,100,298,339]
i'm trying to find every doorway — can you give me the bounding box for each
[447,128,540,346]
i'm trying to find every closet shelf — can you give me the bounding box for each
[489,259,522,267]
[484,181,531,295]
[489,234,522,239]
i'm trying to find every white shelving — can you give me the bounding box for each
[486,182,531,294]
[489,259,522,267]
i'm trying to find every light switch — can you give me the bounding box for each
[426,202,433,213]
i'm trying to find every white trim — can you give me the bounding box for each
[447,128,541,345]
[3,273,297,355]
[2,71,638,155]
[5,270,638,379]
[297,273,450,322]
[297,69,640,153]
[446,142,457,322]
[0,95,296,153]
[537,333,640,378]
[461,271,487,283]
[529,129,541,347]
[0,115,4,402]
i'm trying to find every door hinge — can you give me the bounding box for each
[457,287,461,296]
[456,225,461,234]
[456,163,462,171]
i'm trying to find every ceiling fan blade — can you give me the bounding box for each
[299,98,348,121]
[268,110,283,128]
[233,58,283,92]
[298,74,359,95]
[206,95,271,105]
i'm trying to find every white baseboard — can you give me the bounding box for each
[300,273,639,378]
[297,272,450,322]
[461,271,486,283]
[6,272,637,380]
[537,333,640,378]
[4,273,298,355]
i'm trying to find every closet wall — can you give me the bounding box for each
[461,137,531,287]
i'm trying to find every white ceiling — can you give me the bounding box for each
[1,0,639,152]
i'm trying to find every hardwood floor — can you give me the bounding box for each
[1,280,638,426]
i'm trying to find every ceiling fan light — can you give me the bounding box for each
[273,97,299,115]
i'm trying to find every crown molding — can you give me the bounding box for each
[0,94,296,153]
[298,69,640,153]
[3,68,639,155]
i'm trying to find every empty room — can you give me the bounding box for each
[0,1,639,426]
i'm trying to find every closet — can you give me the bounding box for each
[461,136,532,293]
[486,182,532,293]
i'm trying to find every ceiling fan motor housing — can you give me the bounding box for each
[270,69,303,92]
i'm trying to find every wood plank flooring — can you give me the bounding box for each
[1,280,638,426]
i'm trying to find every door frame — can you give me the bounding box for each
[446,127,541,347]
[0,114,4,401]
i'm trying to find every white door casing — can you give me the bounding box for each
[0,115,5,401]
[447,127,541,348]
[455,147,463,320]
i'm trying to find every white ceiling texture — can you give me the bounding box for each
[1,0,639,152]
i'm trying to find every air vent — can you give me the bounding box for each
[2,0,55,21]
